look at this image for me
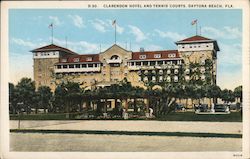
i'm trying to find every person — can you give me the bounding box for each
[149,108,153,117]
[211,103,215,113]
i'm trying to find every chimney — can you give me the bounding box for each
[140,47,145,52]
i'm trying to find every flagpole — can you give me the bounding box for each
[115,23,117,44]
[51,23,54,44]
[196,21,198,35]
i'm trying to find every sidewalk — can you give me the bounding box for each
[10,120,242,134]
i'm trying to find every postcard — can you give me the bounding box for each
[1,0,249,159]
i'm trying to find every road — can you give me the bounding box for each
[9,120,242,152]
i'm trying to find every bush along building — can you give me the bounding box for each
[31,35,219,108]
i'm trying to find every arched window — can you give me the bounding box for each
[111,55,120,60]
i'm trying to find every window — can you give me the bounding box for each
[136,62,141,66]
[111,55,119,60]
[139,55,146,59]
[167,76,171,82]
[73,58,80,62]
[57,65,62,69]
[167,70,171,74]
[63,65,68,68]
[174,76,178,82]
[158,61,163,65]
[94,64,98,67]
[88,64,93,67]
[201,59,205,65]
[150,61,155,66]
[82,64,87,68]
[75,64,80,68]
[143,61,148,66]
[168,53,176,58]
[86,57,93,61]
[154,54,161,58]
[152,76,156,82]
[159,70,163,75]
[159,76,163,82]
[131,62,135,66]
[69,64,74,68]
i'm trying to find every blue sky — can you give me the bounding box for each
[9,9,242,90]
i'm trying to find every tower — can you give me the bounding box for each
[175,35,220,84]
[31,44,77,90]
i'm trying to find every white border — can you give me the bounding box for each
[1,1,249,159]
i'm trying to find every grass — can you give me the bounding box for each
[10,129,242,138]
[157,112,242,122]
[9,112,242,122]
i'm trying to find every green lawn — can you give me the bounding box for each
[157,112,242,122]
[10,112,242,122]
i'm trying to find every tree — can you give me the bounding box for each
[15,78,36,114]
[9,83,18,114]
[221,89,235,104]
[205,84,221,106]
[234,85,242,103]
[37,86,52,113]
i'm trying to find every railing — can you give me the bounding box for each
[54,67,101,73]
[106,59,122,64]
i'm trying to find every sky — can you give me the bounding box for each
[9,9,242,90]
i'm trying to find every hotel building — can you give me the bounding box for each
[31,35,219,91]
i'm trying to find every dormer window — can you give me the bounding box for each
[62,58,67,62]
[139,55,146,59]
[73,58,80,62]
[168,53,176,58]
[86,57,93,61]
[154,54,161,58]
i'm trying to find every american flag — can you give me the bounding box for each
[112,20,116,26]
[48,23,53,28]
[191,19,197,25]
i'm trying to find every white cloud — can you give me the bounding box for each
[53,38,99,53]
[49,16,62,26]
[91,19,108,33]
[116,25,124,34]
[202,26,241,39]
[145,44,162,51]
[68,15,85,28]
[11,38,46,48]
[154,29,186,41]
[128,25,148,42]
[91,19,124,34]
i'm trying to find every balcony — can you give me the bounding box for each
[54,67,101,73]
[106,59,122,64]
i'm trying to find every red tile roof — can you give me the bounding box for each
[31,44,77,55]
[57,54,100,64]
[177,35,212,43]
[131,50,180,61]
[176,35,220,51]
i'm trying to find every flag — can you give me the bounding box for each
[48,23,53,28]
[112,20,116,26]
[191,19,197,25]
